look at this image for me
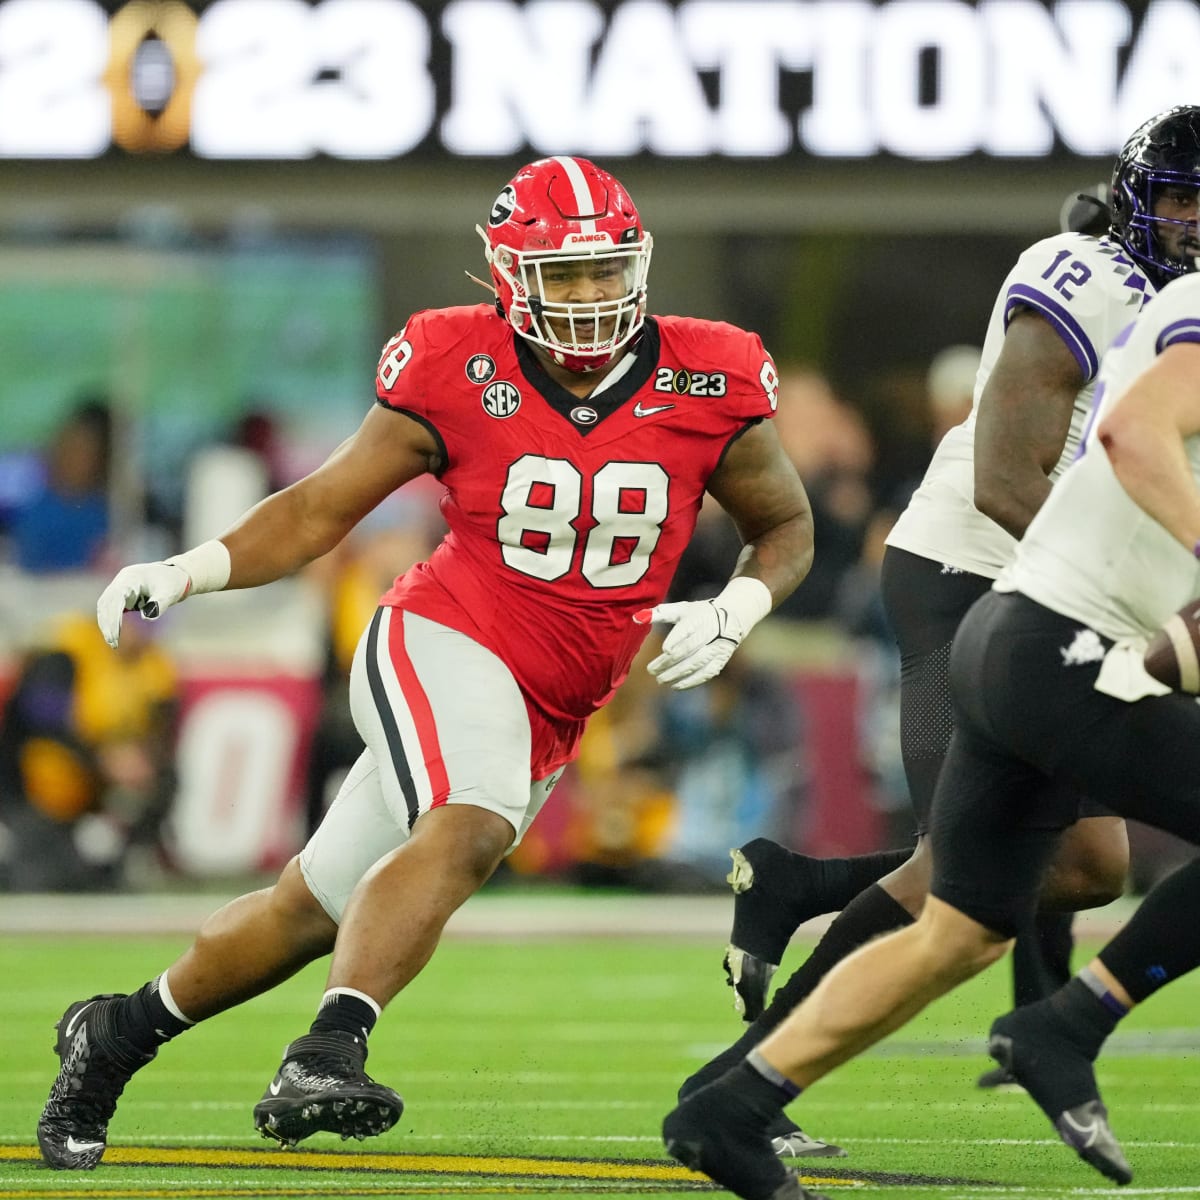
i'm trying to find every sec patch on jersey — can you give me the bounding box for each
[1144,600,1200,693]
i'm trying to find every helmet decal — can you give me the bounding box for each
[488,185,517,227]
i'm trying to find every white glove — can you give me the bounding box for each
[96,538,232,648]
[636,577,773,690]
[97,562,191,647]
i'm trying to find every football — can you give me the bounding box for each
[1144,600,1200,693]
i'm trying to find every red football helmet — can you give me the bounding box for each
[478,156,652,373]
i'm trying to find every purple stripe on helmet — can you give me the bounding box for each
[1005,284,1099,379]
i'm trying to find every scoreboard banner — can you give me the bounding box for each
[0,0,1196,162]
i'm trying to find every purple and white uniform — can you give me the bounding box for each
[999,272,1200,647]
[887,232,1154,578]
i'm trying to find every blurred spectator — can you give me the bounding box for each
[232,409,290,495]
[0,612,177,891]
[924,344,981,448]
[772,368,877,621]
[656,658,803,887]
[561,631,803,892]
[9,397,112,572]
[558,633,678,887]
[670,367,878,623]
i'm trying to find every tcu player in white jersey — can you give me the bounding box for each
[37,157,818,1181]
[677,104,1200,1168]
[663,264,1200,1199]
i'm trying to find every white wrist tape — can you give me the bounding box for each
[165,539,232,596]
[715,576,773,630]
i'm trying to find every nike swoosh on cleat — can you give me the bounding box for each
[268,1078,283,1096]
[62,1004,94,1041]
[65,1135,104,1153]
[632,402,675,418]
[1059,1110,1102,1146]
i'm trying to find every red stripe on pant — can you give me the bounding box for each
[387,609,452,808]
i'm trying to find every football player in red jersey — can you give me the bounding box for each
[37,157,818,1188]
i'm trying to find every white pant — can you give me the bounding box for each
[300,608,559,922]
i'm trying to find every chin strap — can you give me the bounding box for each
[463,270,497,298]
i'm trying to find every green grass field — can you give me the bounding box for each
[3,907,1200,1199]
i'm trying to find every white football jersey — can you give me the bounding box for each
[997,272,1200,642]
[887,233,1154,577]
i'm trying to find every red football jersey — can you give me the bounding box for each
[377,304,779,774]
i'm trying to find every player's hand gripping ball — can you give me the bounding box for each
[1144,600,1200,693]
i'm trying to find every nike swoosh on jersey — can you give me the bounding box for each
[632,401,675,417]
[66,1135,104,1153]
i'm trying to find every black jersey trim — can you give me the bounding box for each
[374,399,450,475]
[713,418,763,472]
[513,319,662,434]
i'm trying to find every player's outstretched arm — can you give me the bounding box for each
[98,406,439,647]
[973,309,1084,539]
[1099,342,1200,551]
[641,421,814,689]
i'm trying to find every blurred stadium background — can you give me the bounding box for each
[0,0,1196,910]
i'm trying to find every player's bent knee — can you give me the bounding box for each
[272,857,340,943]
[411,804,515,883]
[1049,863,1125,910]
[1043,818,1130,910]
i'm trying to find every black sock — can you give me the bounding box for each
[684,885,914,1099]
[728,1054,800,1117]
[1012,910,1074,1006]
[665,1059,795,1200]
[116,976,192,1054]
[820,849,913,909]
[1045,976,1123,1060]
[729,841,911,961]
[309,990,379,1042]
[1098,858,1200,1003]
[767,884,915,1015]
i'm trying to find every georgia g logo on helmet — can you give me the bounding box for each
[489,186,516,227]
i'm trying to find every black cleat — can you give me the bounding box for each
[988,1007,1132,1185]
[37,994,156,1170]
[723,944,778,1023]
[725,841,838,1022]
[254,1031,403,1148]
[1054,1099,1132,1185]
[663,1085,829,1200]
